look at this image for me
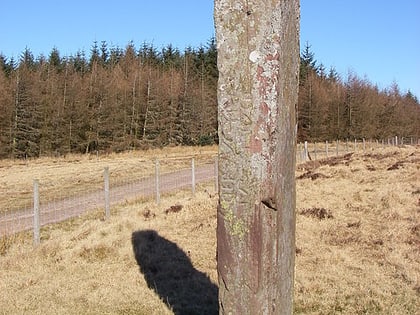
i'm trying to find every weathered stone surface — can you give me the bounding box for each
[215,0,300,314]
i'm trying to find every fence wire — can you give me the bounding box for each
[0,157,216,237]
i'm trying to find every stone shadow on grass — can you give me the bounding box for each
[131,230,218,315]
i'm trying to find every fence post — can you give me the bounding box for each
[395,135,398,146]
[104,167,110,219]
[214,157,219,192]
[354,139,357,152]
[191,158,195,197]
[304,141,308,161]
[298,142,302,162]
[155,159,160,205]
[325,140,329,158]
[33,179,40,246]
[336,140,339,156]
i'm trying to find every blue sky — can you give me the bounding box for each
[1,0,419,98]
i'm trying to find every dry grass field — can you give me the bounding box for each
[0,145,419,314]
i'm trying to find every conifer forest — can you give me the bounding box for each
[0,40,418,159]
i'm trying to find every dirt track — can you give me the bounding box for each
[0,163,215,236]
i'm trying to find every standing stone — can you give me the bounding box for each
[214,0,300,314]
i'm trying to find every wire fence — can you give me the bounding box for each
[1,136,418,244]
[0,157,217,242]
[297,136,419,163]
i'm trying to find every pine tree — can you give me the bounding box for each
[298,42,318,140]
[89,40,100,68]
[327,66,340,82]
[300,41,317,84]
[20,47,36,70]
[100,41,109,66]
[48,47,62,71]
[69,50,87,74]
[12,66,41,157]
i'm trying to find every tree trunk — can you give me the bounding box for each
[215,1,300,314]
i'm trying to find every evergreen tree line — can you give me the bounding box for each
[0,40,218,158]
[0,40,418,159]
[298,42,419,142]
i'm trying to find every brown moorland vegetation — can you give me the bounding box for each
[0,145,419,314]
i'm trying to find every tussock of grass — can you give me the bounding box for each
[299,207,334,220]
[79,244,118,262]
[0,232,29,256]
[0,235,14,256]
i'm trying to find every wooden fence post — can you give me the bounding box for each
[325,140,329,158]
[214,157,219,192]
[298,142,302,162]
[191,158,195,197]
[155,159,160,205]
[104,167,110,219]
[33,179,40,246]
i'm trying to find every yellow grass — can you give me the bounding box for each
[295,146,420,313]
[0,145,419,314]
